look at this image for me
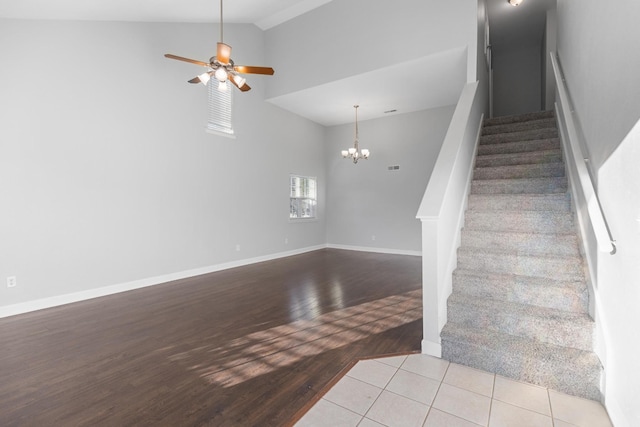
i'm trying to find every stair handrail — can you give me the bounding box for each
[550,53,616,255]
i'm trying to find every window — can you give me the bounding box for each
[206,81,234,136]
[290,175,317,219]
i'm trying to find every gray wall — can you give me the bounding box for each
[542,8,557,111]
[557,1,640,425]
[0,1,474,313]
[0,19,326,307]
[325,106,455,252]
[493,44,542,116]
[265,0,478,98]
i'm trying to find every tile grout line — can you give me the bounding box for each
[548,388,556,427]
[422,359,451,425]
[487,373,496,427]
[357,360,399,427]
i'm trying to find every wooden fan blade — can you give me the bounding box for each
[217,42,232,64]
[229,77,251,92]
[188,71,213,85]
[164,54,209,67]
[233,65,275,75]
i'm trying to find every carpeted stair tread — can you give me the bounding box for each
[482,117,557,136]
[443,110,601,401]
[460,229,580,256]
[441,323,602,400]
[446,293,594,351]
[464,210,575,233]
[467,193,571,211]
[456,246,584,281]
[471,176,568,194]
[452,269,588,313]
[478,138,561,156]
[475,149,563,168]
[484,110,555,127]
[480,127,558,145]
[473,162,565,180]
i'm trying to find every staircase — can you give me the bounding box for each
[441,110,603,401]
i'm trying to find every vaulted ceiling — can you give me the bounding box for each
[1,0,556,126]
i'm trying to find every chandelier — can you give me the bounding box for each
[341,105,370,163]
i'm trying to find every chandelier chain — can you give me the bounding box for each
[341,104,370,164]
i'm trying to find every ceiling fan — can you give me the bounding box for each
[164,0,274,92]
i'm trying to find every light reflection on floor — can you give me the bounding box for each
[183,289,421,388]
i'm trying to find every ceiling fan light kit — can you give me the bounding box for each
[164,0,274,92]
[508,0,524,6]
[341,105,370,164]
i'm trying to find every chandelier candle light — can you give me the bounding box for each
[341,105,370,163]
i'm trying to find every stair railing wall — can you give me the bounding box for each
[551,53,616,296]
[416,81,484,357]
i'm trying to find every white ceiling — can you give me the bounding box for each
[269,48,468,127]
[0,0,333,29]
[0,0,556,126]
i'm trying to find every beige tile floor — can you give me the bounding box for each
[295,354,613,427]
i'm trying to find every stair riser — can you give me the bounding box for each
[464,211,575,234]
[452,271,588,313]
[441,338,601,401]
[475,150,563,168]
[474,163,565,180]
[481,128,558,145]
[471,177,568,194]
[482,118,557,136]
[457,250,584,281]
[447,299,594,351]
[460,230,580,256]
[484,110,555,127]
[478,139,560,156]
[444,111,601,402]
[467,194,571,212]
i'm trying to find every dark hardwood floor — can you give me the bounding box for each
[0,249,422,426]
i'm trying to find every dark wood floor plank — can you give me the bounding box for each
[0,249,422,426]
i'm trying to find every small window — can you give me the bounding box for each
[290,175,317,219]
[206,81,234,136]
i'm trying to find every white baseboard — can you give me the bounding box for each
[0,245,327,319]
[1,244,419,319]
[421,339,443,358]
[327,244,421,257]
[605,396,629,427]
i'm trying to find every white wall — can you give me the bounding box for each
[325,106,455,253]
[557,1,640,425]
[493,44,542,116]
[264,0,478,99]
[0,19,326,310]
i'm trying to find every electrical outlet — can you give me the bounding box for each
[7,276,17,288]
[371,235,376,241]
[284,237,289,244]
[235,244,241,252]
